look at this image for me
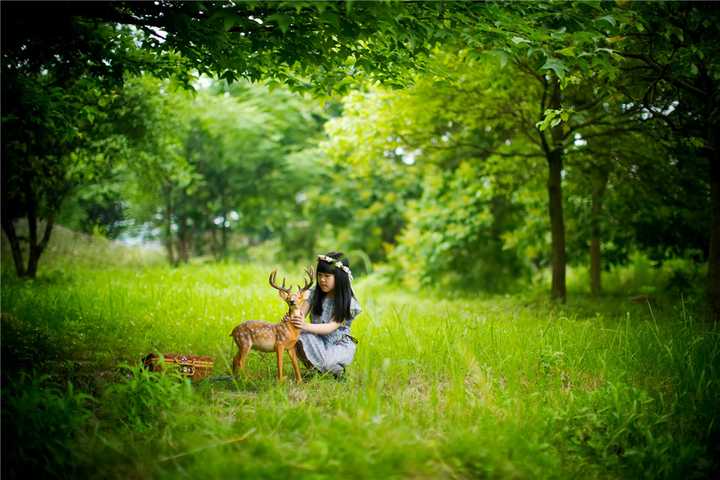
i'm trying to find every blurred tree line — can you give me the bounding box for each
[1,2,717,317]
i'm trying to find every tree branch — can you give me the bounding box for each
[617,50,707,97]
[581,127,646,141]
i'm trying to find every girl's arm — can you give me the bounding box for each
[299,319,341,335]
[289,305,342,335]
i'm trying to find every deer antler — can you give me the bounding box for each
[269,270,292,294]
[297,266,314,291]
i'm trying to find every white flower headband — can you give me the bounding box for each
[317,254,354,280]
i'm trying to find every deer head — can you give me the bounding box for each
[269,267,314,316]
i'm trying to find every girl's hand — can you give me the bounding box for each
[289,313,305,330]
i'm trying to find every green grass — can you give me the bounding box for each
[1,244,719,479]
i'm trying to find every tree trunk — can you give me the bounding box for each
[27,192,39,277]
[22,181,56,279]
[547,77,566,302]
[26,215,54,279]
[1,218,26,277]
[708,125,720,322]
[220,212,228,259]
[189,219,198,257]
[590,167,609,298]
[2,168,60,279]
[177,214,189,264]
[548,149,566,301]
[163,187,176,266]
[1,216,54,280]
[210,225,220,260]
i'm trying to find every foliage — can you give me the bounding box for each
[3,1,716,308]
[1,373,95,478]
[553,382,706,478]
[112,77,325,263]
[314,89,425,264]
[56,181,129,239]
[390,163,531,291]
[101,363,194,432]
[0,5,189,277]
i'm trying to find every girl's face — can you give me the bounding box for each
[318,272,336,294]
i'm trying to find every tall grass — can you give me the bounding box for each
[1,251,718,478]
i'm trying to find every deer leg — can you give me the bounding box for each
[275,345,285,382]
[287,345,303,383]
[233,340,252,376]
[232,352,241,375]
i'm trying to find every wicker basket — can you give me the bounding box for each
[142,353,214,382]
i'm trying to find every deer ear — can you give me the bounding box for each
[277,289,290,301]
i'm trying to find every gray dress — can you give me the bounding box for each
[298,288,362,375]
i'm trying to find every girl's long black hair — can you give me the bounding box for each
[310,251,355,323]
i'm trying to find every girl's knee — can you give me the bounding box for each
[295,341,314,369]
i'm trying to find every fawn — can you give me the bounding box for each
[230,267,313,383]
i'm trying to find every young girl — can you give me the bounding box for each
[288,252,362,378]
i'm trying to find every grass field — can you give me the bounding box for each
[1,236,719,479]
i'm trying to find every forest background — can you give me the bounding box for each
[1,1,719,479]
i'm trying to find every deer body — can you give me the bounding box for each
[232,321,298,353]
[230,268,313,383]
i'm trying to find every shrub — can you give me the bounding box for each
[1,373,95,478]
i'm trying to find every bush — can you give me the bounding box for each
[552,382,714,479]
[99,363,194,432]
[1,373,95,479]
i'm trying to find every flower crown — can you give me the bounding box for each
[317,254,354,280]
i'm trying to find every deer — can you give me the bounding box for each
[230,267,313,383]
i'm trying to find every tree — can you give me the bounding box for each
[0,0,460,276]
[181,81,325,261]
[341,41,642,298]
[5,0,715,307]
[113,75,195,265]
[609,2,720,318]
[2,1,460,92]
[458,2,650,300]
[318,55,543,289]
[0,72,126,277]
[115,77,325,264]
[1,4,187,277]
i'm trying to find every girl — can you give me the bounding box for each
[288,252,362,378]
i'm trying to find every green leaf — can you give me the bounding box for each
[266,13,290,34]
[671,26,684,42]
[541,58,567,80]
[222,70,236,83]
[556,46,576,57]
[596,15,616,27]
[511,36,531,45]
[595,48,623,62]
[223,14,236,32]
[489,49,509,68]
[319,11,340,28]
